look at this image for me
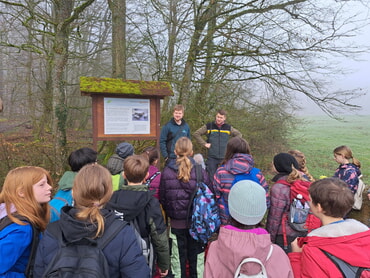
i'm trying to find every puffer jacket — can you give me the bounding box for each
[212,153,270,225]
[333,163,361,194]
[266,177,308,243]
[159,158,209,229]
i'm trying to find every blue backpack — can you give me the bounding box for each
[49,189,73,223]
[221,167,261,217]
[188,165,220,244]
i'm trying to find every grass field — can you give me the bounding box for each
[291,115,370,224]
[291,115,370,184]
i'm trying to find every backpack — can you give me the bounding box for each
[221,167,261,217]
[0,215,39,278]
[42,220,127,278]
[188,164,221,244]
[279,179,314,232]
[353,175,365,210]
[114,210,155,273]
[129,217,155,273]
[49,189,73,222]
[322,250,370,278]
[234,245,273,278]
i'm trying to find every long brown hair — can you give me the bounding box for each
[0,166,51,231]
[333,145,361,168]
[175,137,193,182]
[222,137,251,164]
[72,164,113,238]
[288,150,314,181]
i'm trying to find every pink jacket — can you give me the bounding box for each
[288,219,370,278]
[204,226,293,278]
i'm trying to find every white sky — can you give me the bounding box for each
[299,3,370,116]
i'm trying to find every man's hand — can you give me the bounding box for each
[204,143,211,148]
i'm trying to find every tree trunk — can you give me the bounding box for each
[108,0,127,79]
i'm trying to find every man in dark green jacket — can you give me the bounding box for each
[193,109,242,181]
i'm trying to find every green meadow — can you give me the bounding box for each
[291,115,370,225]
[291,115,370,184]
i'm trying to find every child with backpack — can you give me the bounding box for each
[0,166,52,277]
[266,153,321,253]
[160,137,209,277]
[288,177,370,277]
[49,147,97,222]
[332,145,362,194]
[106,142,135,191]
[213,137,270,225]
[204,180,293,278]
[106,155,170,277]
[142,146,161,200]
[34,164,150,278]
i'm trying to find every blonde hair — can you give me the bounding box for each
[0,166,51,231]
[333,145,361,168]
[72,164,113,238]
[288,150,314,181]
[175,137,193,182]
[286,167,305,183]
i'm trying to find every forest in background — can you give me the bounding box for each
[1,0,370,177]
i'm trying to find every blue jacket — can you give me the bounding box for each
[159,118,190,159]
[34,206,150,278]
[0,211,33,278]
[333,163,361,194]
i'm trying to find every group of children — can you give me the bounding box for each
[0,137,369,277]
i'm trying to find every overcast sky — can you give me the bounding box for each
[298,3,370,116]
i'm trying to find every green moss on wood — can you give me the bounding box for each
[80,76,173,96]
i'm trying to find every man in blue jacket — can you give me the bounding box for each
[160,104,190,164]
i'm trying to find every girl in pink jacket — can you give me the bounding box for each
[204,180,293,278]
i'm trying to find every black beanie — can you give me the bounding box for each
[273,153,299,175]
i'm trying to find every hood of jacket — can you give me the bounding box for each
[166,156,196,172]
[298,219,370,268]
[57,171,77,190]
[222,153,254,175]
[106,185,154,221]
[58,206,117,244]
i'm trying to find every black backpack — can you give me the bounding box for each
[42,220,127,278]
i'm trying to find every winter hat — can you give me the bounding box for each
[273,153,299,175]
[116,142,134,159]
[228,180,267,225]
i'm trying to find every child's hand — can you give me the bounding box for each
[291,238,303,253]
[159,269,168,277]
[367,193,370,201]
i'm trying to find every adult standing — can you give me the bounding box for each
[193,109,242,180]
[160,104,190,164]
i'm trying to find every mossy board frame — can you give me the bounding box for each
[80,77,173,149]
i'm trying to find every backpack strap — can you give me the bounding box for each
[98,220,128,250]
[234,245,273,278]
[0,215,40,278]
[321,249,369,278]
[146,171,161,186]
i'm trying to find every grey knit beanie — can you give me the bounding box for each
[116,142,134,159]
[228,180,267,225]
